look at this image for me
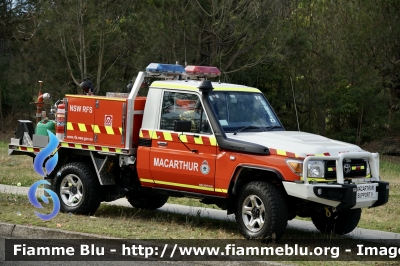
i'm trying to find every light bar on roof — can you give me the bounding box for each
[185,65,221,78]
[146,63,185,76]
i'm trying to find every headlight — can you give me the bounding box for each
[308,160,325,178]
[285,159,303,176]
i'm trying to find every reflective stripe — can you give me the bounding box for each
[67,122,74,130]
[140,178,154,183]
[179,134,188,143]
[153,180,214,192]
[163,132,173,141]
[215,188,228,193]
[78,123,86,132]
[92,125,100,133]
[139,129,218,146]
[105,126,114,135]
[269,148,299,158]
[277,150,286,156]
[194,136,203,145]
[13,143,123,154]
[67,122,121,135]
[209,137,217,146]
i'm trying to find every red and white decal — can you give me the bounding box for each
[104,115,113,126]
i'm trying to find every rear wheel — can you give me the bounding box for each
[311,208,361,235]
[127,192,169,210]
[55,162,101,215]
[235,181,288,240]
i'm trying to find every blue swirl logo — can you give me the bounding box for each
[28,130,60,221]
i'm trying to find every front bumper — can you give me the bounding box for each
[282,180,389,210]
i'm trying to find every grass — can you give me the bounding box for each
[0,193,391,265]
[1,139,400,233]
[0,193,241,239]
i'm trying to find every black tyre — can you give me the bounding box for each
[235,181,288,240]
[55,162,101,215]
[311,208,362,235]
[127,192,169,210]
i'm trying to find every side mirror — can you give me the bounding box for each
[174,120,191,132]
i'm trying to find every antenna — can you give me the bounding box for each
[290,76,300,131]
[184,29,187,67]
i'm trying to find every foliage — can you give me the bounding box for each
[0,0,399,144]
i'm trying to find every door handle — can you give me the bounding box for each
[157,141,168,146]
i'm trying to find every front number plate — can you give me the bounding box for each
[356,184,376,199]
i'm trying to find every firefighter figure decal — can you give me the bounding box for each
[104,115,113,127]
[201,160,210,175]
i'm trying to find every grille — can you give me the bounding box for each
[325,159,367,179]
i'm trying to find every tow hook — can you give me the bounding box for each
[324,207,331,218]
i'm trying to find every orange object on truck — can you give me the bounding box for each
[8,63,389,240]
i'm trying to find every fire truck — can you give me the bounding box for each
[8,63,389,240]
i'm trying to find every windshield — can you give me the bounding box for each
[208,91,283,133]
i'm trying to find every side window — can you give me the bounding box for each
[160,91,211,134]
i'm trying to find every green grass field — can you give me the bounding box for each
[1,141,399,233]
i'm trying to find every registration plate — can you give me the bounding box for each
[356,184,376,199]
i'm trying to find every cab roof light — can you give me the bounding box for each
[185,65,221,78]
[146,63,185,76]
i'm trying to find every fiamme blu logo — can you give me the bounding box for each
[27,130,60,221]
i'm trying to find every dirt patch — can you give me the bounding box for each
[362,136,400,155]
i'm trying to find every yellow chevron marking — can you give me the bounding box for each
[104,126,114,135]
[67,122,74,130]
[209,137,217,146]
[92,125,100,133]
[277,150,286,156]
[105,126,114,135]
[179,134,188,143]
[78,123,87,132]
[163,132,173,141]
[148,130,158,140]
[194,136,203,145]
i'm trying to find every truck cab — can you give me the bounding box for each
[8,63,389,241]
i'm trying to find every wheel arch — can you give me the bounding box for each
[226,165,286,214]
[229,165,284,195]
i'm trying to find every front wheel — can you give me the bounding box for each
[55,162,101,215]
[235,181,288,240]
[311,208,361,235]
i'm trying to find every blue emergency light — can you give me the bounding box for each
[146,63,185,75]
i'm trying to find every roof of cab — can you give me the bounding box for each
[150,80,260,93]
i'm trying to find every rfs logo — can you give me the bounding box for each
[104,115,113,126]
[201,160,210,175]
